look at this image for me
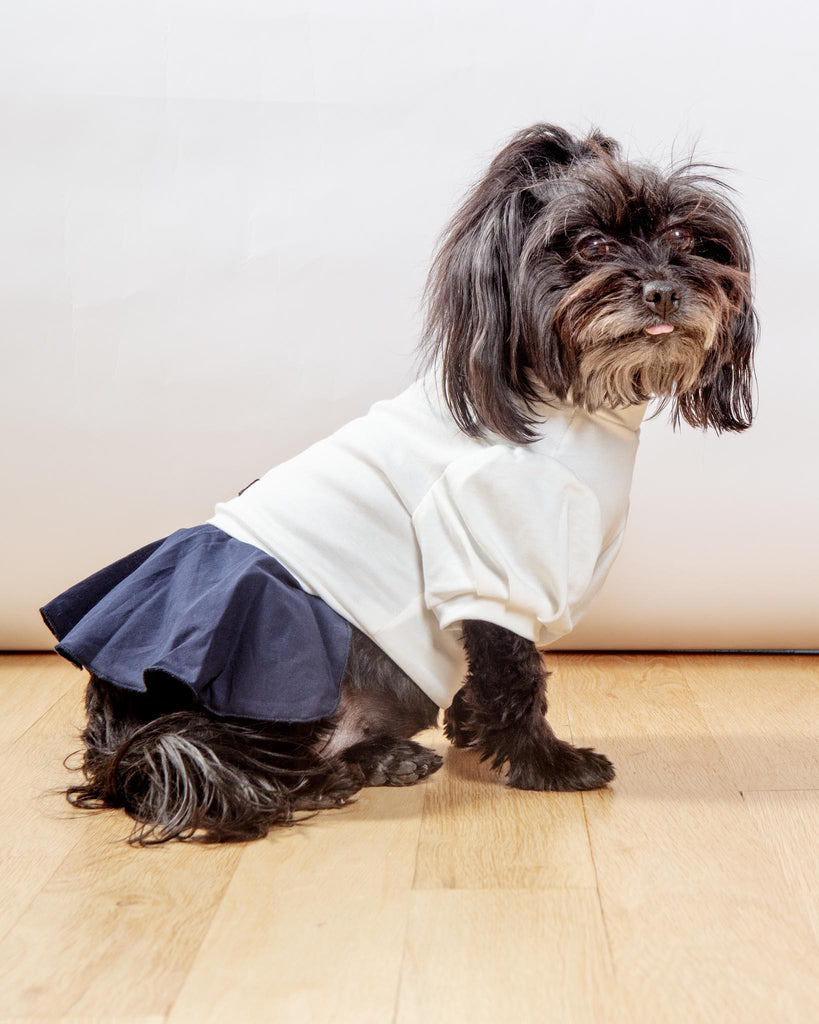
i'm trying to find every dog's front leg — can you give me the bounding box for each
[445,620,615,791]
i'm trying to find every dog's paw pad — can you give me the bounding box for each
[361,740,443,787]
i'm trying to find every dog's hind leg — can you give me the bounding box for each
[70,675,352,843]
[68,629,442,842]
[341,736,442,787]
[315,629,443,787]
[453,620,615,791]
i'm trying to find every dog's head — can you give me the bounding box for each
[423,124,757,441]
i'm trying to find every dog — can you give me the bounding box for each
[44,123,757,843]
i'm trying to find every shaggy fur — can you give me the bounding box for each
[66,123,756,843]
[69,631,440,844]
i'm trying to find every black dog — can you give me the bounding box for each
[49,124,756,843]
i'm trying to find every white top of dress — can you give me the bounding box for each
[209,375,647,708]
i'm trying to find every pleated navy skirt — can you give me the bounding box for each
[39,524,352,722]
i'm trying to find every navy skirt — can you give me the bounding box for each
[40,524,352,722]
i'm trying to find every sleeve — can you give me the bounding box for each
[411,445,604,645]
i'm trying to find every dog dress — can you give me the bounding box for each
[41,375,646,720]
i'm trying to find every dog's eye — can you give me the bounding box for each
[576,237,613,261]
[666,226,694,252]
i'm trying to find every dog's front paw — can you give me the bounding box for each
[506,740,615,792]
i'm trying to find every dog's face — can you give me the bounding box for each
[424,124,757,442]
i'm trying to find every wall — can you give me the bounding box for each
[2,0,817,650]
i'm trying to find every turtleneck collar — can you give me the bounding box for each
[526,377,649,434]
[581,398,650,433]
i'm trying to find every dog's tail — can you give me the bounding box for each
[67,676,360,844]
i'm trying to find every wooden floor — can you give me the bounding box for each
[0,653,817,1023]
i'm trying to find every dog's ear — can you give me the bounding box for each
[676,299,758,432]
[423,125,614,442]
[673,198,758,433]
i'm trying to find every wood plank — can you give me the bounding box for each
[677,653,819,790]
[744,788,819,944]
[414,746,597,890]
[0,674,96,941]
[0,812,242,1020]
[167,740,434,1024]
[0,652,81,744]
[2,653,817,1023]
[396,889,614,1023]
[2,1018,164,1024]
[561,653,819,1023]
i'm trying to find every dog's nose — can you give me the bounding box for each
[642,280,680,320]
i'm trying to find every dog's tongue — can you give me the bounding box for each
[644,323,675,335]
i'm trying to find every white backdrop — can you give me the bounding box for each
[2,0,817,651]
